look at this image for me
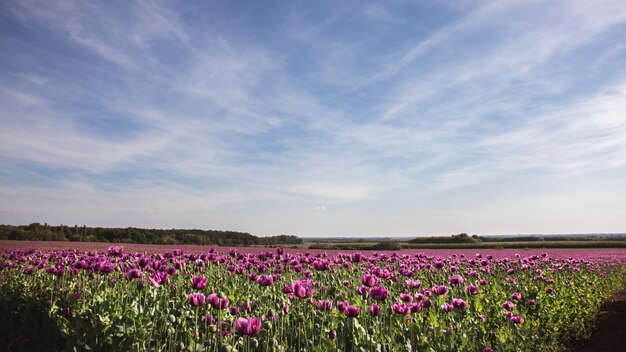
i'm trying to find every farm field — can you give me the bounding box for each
[1,242,625,351]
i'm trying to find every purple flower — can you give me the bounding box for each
[511,292,522,301]
[292,279,315,299]
[449,275,464,286]
[465,285,479,295]
[188,293,206,307]
[361,274,380,287]
[343,305,360,318]
[149,272,168,288]
[483,348,495,352]
[313,260,330,271]
[407,279,421,288]
[329,329,337,341]
[125,269,142,281]
[399,293,413,302]
[282,304,290,314]
[191,275,207,290]
[22,267,34,275]
[316,300,333,311]
[257,274,274,287]
[441,303,454,312]
[432,285,449,296]
[235,317,262,335]
[510,314,524,324]
[546,287,554,294]
[204,313,213,325]
[357,285,370,295]
[107,245,124,257]
[369,304,381,317]
[392,302,411,315]
[208,293,230,310]
[501,301,515,310]
[369,286,389,301]
[452,298,468,310]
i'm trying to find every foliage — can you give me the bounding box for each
[0,224,302,246]
[1,246,625,351]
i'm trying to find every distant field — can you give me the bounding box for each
[307,240,626,250]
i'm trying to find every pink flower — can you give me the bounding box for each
[510,315,524,324]
[188,293,206,307]
[361,274,380,287]
[149,271,168,288]
[343,305,360,318]
[511,292,522,301]
[449,275,464,286]
[235,317,262,335]
[369,304,381,317]
[292,279,315,298]
[257,274,274,287]
[208,293,229,310]
[369,286,389,301]
[432,285,449,296]
[501,301,515,310]
[465,285,479,295]
[191,275,207,290]
[452,298,468,310]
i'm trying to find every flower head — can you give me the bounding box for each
[235,317,262,335]
[188,292,206,307]
[191,276,207,290]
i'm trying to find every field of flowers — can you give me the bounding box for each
[1,244,625,352]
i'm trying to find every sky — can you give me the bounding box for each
[1,0,625,237]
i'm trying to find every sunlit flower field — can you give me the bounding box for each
[1,244,625,351]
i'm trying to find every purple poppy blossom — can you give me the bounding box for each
[369,304,381,317]
[125,269,142,281]
[432,285,449,296]
[316,300,333,311]
[511,292,522,301]
[510,315,524,324]
[407,279,421,288]
[357,285,370,295]
[441,303,454,312]
[149,272,168,288]
[392,302,411,315]
[361,274,380,287]
[235,317,262,336]
[292,279,315,299]
[501,301,515,310]
[369,286,389,301]
[208,293,230,310]
[452,298,468,310]
[188,293,206,307]
[343,305,360,318]
[449,275,464,286]
[465,285,479,295]
[191,275,207,290]
[257,274,274,287]
[399,293,413,302]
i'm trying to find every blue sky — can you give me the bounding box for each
[1,0,625,236]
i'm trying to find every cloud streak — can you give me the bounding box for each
[1,0,625,235]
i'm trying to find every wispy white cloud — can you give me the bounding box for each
[1,0,625,235]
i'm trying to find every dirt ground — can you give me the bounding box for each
[568,285,626,352]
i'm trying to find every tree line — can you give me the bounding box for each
[0,223,302,246]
